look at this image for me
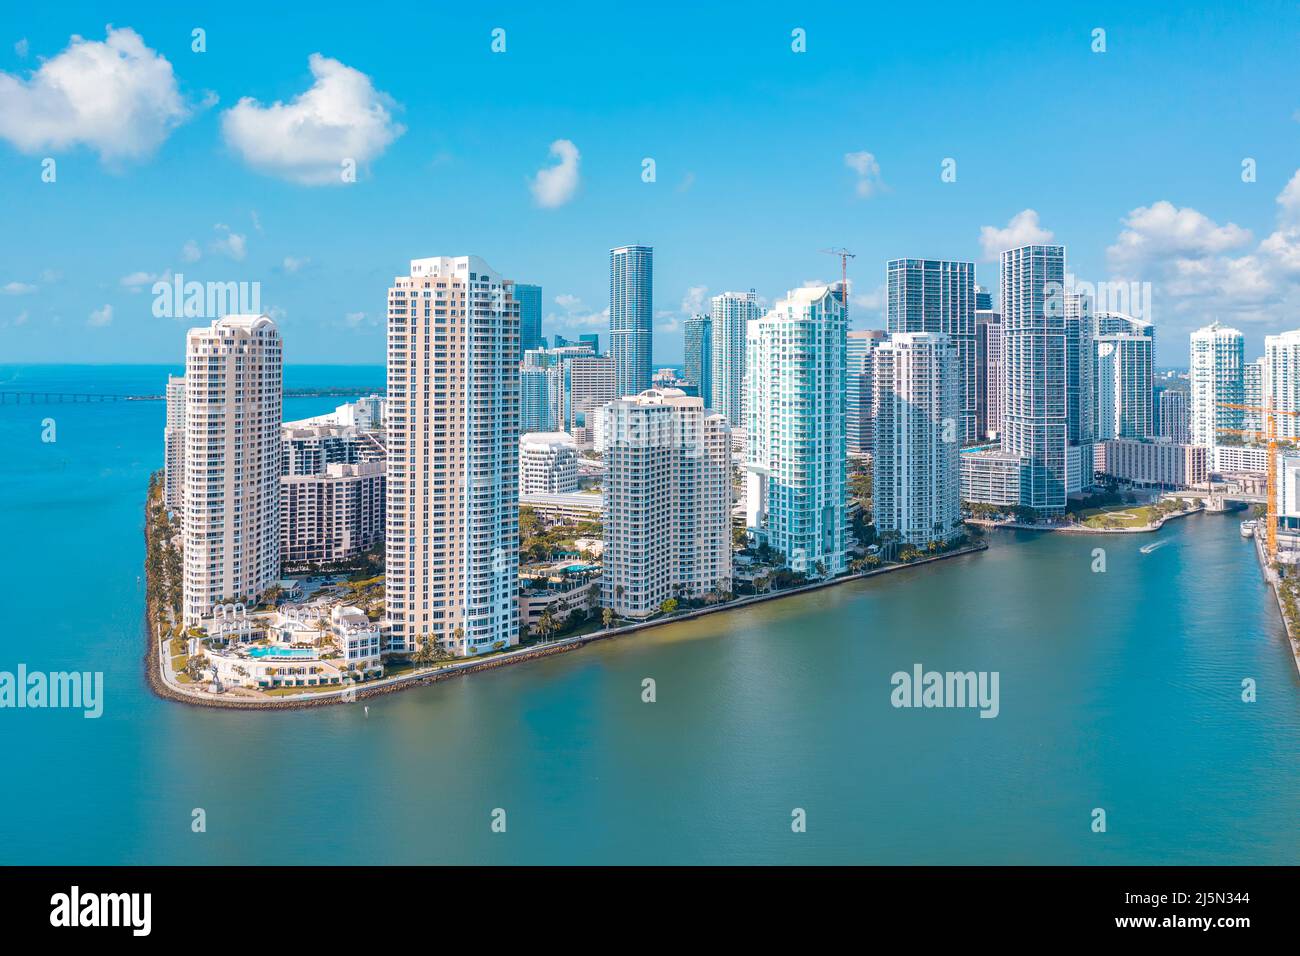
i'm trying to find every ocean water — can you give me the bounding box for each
[1,364,1297,865]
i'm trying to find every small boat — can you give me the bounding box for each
[1139,540,1167,555]
[1241,520,1258,539]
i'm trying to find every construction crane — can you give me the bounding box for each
[820,248,855,309]
[1217,401,1300,557]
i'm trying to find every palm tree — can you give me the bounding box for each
[602,607,614,630]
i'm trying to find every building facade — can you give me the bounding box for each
[1158,389,1191,444]
[711,290,763,430]
[1099,439,1207,488]
[519,432,579,495]
[1094,312,1154,442]
[516,282,543,356]
[385,255,520,656]
[609,244,653,398]
[602,389,732,618]
[975,310,1003,440]
[887,258,977,443]
[1265,330,1300,440]
[847,329,888,455]
[744,285,848,576]
[1189,321,1244,447]
[684,313,713,409]
[872,332,962,548]
[280,461,386,565]
[164,374,186,516]
[182,315,282,624]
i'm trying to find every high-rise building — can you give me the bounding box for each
[1158,389,1192,444]
[163,374,186,516]
[975,310,1003,439]
[181,315,282,624]
[1000,245,1068,514]
[683,314,713,409]
[385,255,520,657]
[579,333,600,355]
[520,365,562,432]
[519,432,579,495]
[602,389,732,618]
[610,244,653,397]
[1063,292,1095,491]
[1246,354,1268,436]
[975,285,993,311]
[744,285,848,577]
[516,282,543,356]
[564,354,617,440]
[1264,332,1300,440]
[281,461,386,565]
[886,258,976,443]
[872,332,961,548]
[1093,312,1154,441]
[846,329,888,455]
[711,290,762,429]
[1189,322,1245,447]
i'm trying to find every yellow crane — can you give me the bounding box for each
[1217,401,1300,557]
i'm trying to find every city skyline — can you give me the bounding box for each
[4,4,1300,367]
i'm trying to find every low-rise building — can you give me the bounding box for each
[520,432,579,495]
[1212,444,1269,477]
[1099,439,1208,488]
[960,448,1024,507]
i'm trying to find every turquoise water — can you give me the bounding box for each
[1,364,1298,865]
[246,647,317,659]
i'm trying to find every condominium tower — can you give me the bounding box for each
[181,314,282,624]
[744,285,848,576]
[1189,322,1245,447]
[1265,330,1300,440]
[975,310,1003,439]
[1094,312,1154,441]
[516,282,543,356]
[164,374,186,515]
[1000,245,1068,514]
[610,245,653,397]
[602,388,732,618]
[684,313,713,408]
[872,332,961,548]
[886,258,976,443]
[711,289,763,428]
[385,256,520,656]
[846,329,888,455]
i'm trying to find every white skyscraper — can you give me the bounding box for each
[872,332,961,549]
[1265,331,1300,440]
[164,374,186,516]
[1094,312,1154,441]
[182,315,282,625]
[744,285,848,577]
[711,289,763,429]
[1190,322,1245,447]
[602,388,732,618]
[610,245,653,398]
[385,255,520,657]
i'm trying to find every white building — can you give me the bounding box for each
[1212,444,1269,476]
[744,285,848,576]
[385,255,520,656]
[872,332,962,547]
[1100,439,1207,488]
[182,315,282,625]
[711,290,763,430]
[519,432,579,495]
[164,374,186,516]
[1265,329,1300,440]
[602,388,732,618]
[1190,321,1245,447]
[1094,312,1154,441]
[960,448,1024,507]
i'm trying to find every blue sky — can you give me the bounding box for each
[1,1,1297,366]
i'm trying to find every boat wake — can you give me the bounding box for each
[1139,540,1167,555]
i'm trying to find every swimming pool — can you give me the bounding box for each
[246,647,317,659]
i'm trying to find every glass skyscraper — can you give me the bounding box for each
[886,259,977,443]
[610,245,653,398]
[516,283,543,357]
[684,313,713,408]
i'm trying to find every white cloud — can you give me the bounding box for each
[978,209,1055,261]
[343,311,367,327]
[2,281,36,295]
[221,53,405,186]
[14,38,28,58]
[1102,171,1300,331]
[529,139,580,208]
[282,255,310,273]
[209,224,247,260]
[88,304,113,327]
[0,26,188,162]
[181,239,201,262]
[120,270,169,290]
[680,285,708,315]
[844,151,885,198]
[547,293,607,332]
